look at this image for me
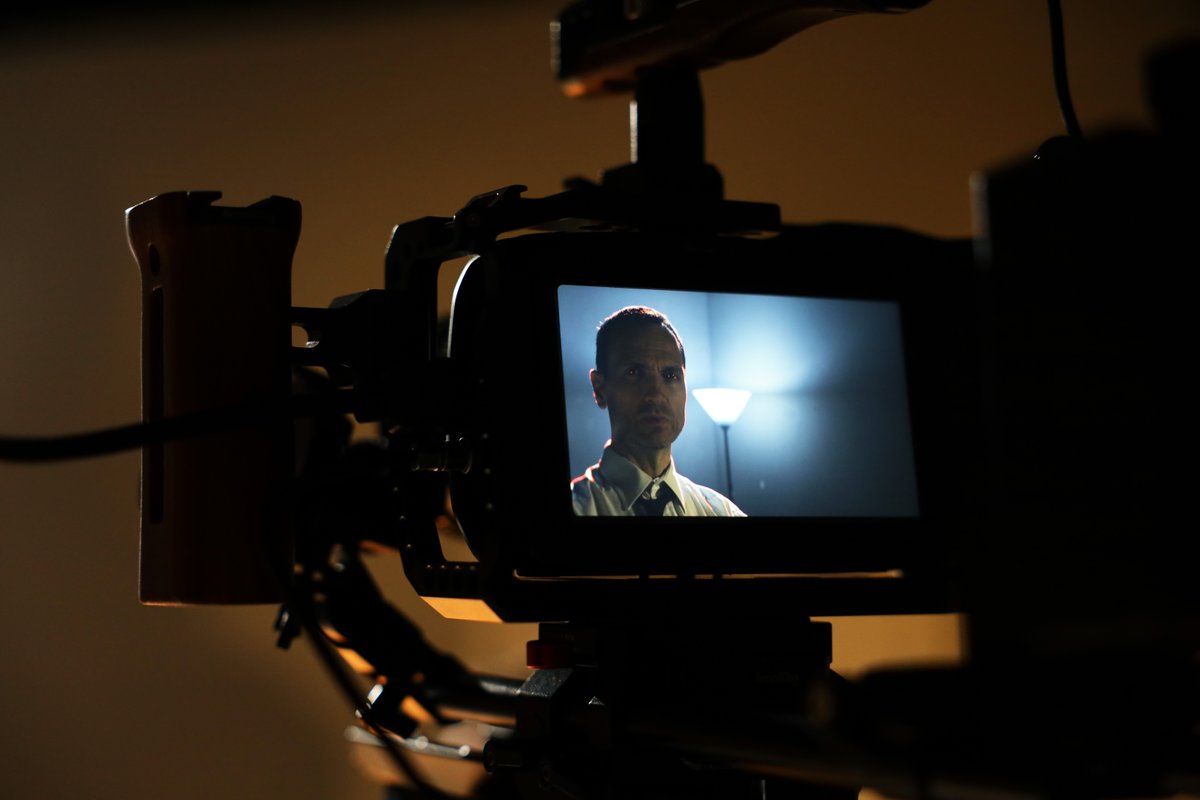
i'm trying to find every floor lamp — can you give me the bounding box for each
[691,388,751,502]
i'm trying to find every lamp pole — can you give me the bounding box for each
[721,423,734,501]
[692,387,751,504]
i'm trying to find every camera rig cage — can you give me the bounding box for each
[383,192,978,623]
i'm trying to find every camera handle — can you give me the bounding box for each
[588,66,725,200]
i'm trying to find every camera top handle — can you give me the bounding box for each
[553,0,933,99]
[384,1,934,390]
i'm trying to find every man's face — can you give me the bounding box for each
[590,324,687,459]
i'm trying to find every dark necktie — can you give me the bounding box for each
[633,487,673,516]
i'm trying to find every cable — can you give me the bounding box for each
[1047,0,1083,140]
[3,382,446,794]
[287,590,454,800]
[0,390,357,463]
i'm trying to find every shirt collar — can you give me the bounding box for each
[596,444,684,513]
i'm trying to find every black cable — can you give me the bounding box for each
[290,592,453,800]
[0,390,357,463]
[1047,0,1083,140]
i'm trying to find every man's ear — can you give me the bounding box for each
[590,368,607,409]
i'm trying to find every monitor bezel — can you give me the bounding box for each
[446,226,977,579]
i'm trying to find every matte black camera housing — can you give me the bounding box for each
[395,211,981,622]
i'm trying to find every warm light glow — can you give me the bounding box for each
[422,596,504,623]
[336,646,377,675]
[401,695,436,724]
[692,388,752,426]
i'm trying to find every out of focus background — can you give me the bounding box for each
[2,2,1197,799]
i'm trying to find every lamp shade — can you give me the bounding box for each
[692,387,752,426]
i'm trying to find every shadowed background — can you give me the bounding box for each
[2,2,1197,799]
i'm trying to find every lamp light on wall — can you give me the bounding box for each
[691,388,751,501]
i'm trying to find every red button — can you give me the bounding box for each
[526,640,573,669]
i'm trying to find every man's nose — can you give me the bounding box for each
[641,373,668,398]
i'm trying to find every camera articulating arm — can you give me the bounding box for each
[270,395,526,799]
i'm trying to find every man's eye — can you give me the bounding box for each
[663,369,679,382]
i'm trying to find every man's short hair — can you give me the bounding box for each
[595,306,686,374]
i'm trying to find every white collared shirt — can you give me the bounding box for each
[570,445,746,517]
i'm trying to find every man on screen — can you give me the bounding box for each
[571,306,746,517]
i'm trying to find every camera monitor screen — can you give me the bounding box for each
[442,227,974,588]
[559,285,919,519]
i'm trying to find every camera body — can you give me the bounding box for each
[393,212,981,622]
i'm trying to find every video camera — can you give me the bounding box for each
[26,1,1200,799]
[130,0,977,621]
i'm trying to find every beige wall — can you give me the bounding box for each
[2,2,1196,799]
